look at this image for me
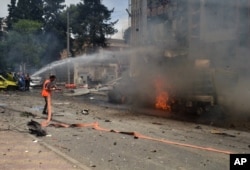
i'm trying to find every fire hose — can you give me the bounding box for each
[48,121,234,155]
[44,88,233,155]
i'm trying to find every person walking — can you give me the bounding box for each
[17,72,25,91]
[25,73,31,91]
[41,75,57,127]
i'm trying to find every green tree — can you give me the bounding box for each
[1,17,10,69]
[0,41,8,69]
[7,0,44,31]
[6,0,67,64]
[16,0,44,22]
[6,20,45,69]
[42,0,66,62]
[68,0,118,53]
[7,0,17,30]
[43,0,66,32]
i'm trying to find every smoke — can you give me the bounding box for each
[32,1,250,125]
[5,28,64,74]
[31,50,123,82]
[110,15,129,39]
[112,46,196,107]
[118,0,250,121]
[199,0,250,117]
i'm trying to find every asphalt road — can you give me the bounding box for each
[0,89,250,170]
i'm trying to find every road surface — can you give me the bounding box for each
[0,90,249,170]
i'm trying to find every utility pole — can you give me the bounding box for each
[67,11,70,84]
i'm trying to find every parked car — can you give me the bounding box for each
[0,75,18,90]
[30,76,43,87]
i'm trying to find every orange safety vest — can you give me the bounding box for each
[41,79,51,97]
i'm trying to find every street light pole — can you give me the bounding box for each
[67,11,70,84]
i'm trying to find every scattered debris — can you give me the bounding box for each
[53,114,65,117]
[105,119,111,122]
[81,109,89,115]
[152,122,163,125]
[54,102,70,105]
[20,111,36,118]
[195,125,202,129]
[63,88,90,96]
[210,130,236,137]
[54,144,70,151]
[27,120,47,137]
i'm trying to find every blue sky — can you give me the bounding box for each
[0,0,129,39]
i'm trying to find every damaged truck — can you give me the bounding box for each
[108,47,221,115]
[108,0,243,115]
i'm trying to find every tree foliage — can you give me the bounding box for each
[7,0,44,28]
[5,0,66,67]
[0,41,8,69]
[6,0,17,29]
[68,0,118,53]
[42,0,66,62]
[13,19,42,34]
[43,0,66,32]
[6,20,45,67]
[1,0,118,70]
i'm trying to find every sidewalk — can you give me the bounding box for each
[0,119,88,170]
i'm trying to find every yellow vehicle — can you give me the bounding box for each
[0,75,18,90]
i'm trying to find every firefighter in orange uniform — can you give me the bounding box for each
[41,75,57,127]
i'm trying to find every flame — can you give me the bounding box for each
[155,78,171,111]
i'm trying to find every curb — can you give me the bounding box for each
[9,121,91,170]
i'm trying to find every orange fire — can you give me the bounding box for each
[155,78,171,111]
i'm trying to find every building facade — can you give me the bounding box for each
[0,17,8,41]
[130,0,250,66]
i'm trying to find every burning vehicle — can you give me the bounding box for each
[107,0,247,115]
[108,47,219,115]
[107,44,240,116]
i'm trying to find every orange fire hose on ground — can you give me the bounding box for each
[49,121,234,155]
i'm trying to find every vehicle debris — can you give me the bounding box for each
[63,88,90,96]
[81,109,89,115]
[20,111,36,118]
[27,120,47,137]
